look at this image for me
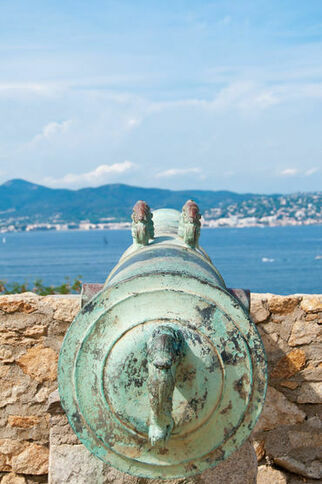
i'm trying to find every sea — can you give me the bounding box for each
[0,225,321,295]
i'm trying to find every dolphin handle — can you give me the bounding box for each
[147,326,184,446]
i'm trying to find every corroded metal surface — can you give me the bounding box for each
[80,283,104,307]
[58,201,267,479]
[178,199,201,248]
[147,325,184,446]
[131,200,154,246]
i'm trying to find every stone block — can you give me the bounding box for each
[250,295,270,323]
[268,295,300,314]
[274,456,322,480]
[17,346,58,383]
[0,440,26,472]
[297,382,322,403]
[270,349,306,379]
[254,386,305,432]
[48,444,140,484]
[1,473,27,483]
[280,381,299,390]
[8,417,41,430]
[257,465,287,484]
[11,444,48,475]
[301,295,322,313]
[0,299,37,314]
[0,440,48,476]
[43,296,80,323]
[288,320,322,346]
[49,415,79,446]
[48,441,257,484]
[262,419,322,480]
[297,365,322,381]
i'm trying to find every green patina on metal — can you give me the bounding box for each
[58,200,267,479]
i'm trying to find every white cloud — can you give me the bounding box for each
[127,117,141,128]
[148,80,322,116]
[208,82,280,110]
[305,167,320,176]
[278,167,321,178]
[279,168,299,177]
[31,120,72,145]
[149,82,281,114]
[43,161,135,188]
[156,167,201,178]
[0,82,63,98]
[0,82,50,93]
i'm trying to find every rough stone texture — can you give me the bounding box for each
[0,440,48,475]
[155,441,257,483]
[296,381,322,403]
[1,474,27,484]
[42,297,79,324]
[274,455,322,480]
[250,294,322,482]
[257,465,287,484]
[249,295,270,324]
[0,476,47,484]
[47,393,257,483]
[300,295,322,313]
[268,295,300,314]
[0,299,37,315]
[8,418,41,430]
[252,440,265,462]
[11,444,48,476]
[270,349,306,379]
[17,346,58,383]
[0,294,78,483]
[288,320,322,347]
[0,440,26,472]
[48,441,257,484]
[254,386,306,432]
[0,292,321,483]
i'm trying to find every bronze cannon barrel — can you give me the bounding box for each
[58,200,267,479]
[105,208,225,290]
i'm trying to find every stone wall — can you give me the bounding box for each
[0,293,321,483]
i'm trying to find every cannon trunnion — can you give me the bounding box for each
[58,201,267,479]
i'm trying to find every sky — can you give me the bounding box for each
[0,0,322,193]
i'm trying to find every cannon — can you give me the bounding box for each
[58,200,267,479]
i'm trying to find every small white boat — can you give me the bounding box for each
[262,257,274,263]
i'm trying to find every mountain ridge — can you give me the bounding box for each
[0,178,321,231]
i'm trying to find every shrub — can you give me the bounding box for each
[0,276,82,295]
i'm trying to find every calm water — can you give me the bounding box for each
[0,225,321,294]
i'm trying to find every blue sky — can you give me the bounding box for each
[0,0,322,193]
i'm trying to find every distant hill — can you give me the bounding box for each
[0,179,256,222]
[0,179,321,231]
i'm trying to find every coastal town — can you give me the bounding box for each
[202,193,322,228]
[1,192,321,232]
